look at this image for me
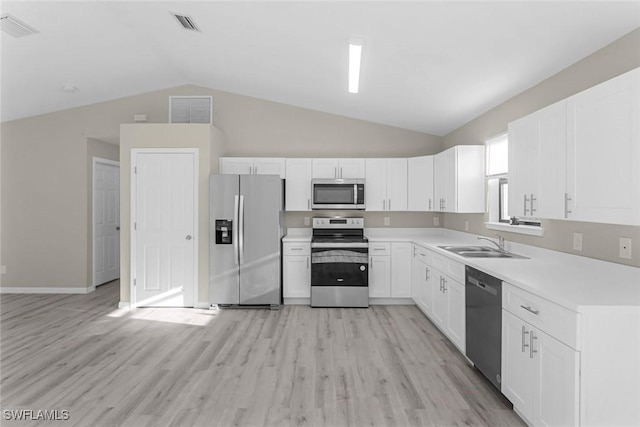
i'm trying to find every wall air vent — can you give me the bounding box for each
[170,96,212,124]
[171,12,200,32]
[0,14,39,38]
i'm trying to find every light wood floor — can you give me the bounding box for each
[0,281,525,427]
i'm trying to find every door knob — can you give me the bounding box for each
[186,235,192,240]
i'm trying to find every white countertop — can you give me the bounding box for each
[283,227,640,313]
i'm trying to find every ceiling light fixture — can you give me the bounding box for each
[0,14,39,38]
[348,38,363,94]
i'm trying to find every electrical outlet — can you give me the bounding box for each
[433,217,439,226]
[304,217,310,226]
[0,266,5,275]
[384,217,390,226]
[573,232,583,251]
[619,237,632,259]
[464,221,469,232]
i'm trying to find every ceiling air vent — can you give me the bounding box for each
[171,12,200,32]
[0,14,39,38]
[170,96,212,124]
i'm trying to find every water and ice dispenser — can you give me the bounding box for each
[215,219,233,244]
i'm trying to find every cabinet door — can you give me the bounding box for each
[338,159,366,179]
[445,278,465,352]
[312,159,339,178]
[220,157,253,175]
[411,250,424,305]
[365,158,387,211]
[536,101,566,220]
[387,159,408,211]
[369,255,391,298]
[391,243,412,297]
[566,68,640,225]
[408,156,434,211]
[283,255,310,298]
[431,272,447,328]
[533,329,579,427]
[508,115,537,218]
[285,159,312,211]
[434,149,455,212]
[502,310,534,420]
[254,158,286,178]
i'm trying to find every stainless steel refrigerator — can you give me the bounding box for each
[209,174,284,307]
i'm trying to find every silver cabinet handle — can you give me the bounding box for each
[530,193,537,215]
[340,167,343,178]
[388,199,391,211]
[428,198,432,211]
[442,278,447,293]
[254,165,258,174]
[523,194,530,216]
[522,325,530,353]
[233,195,240,265]
[565,193,572,218]
[239,195,245,265]
[186,235,192,240]
[520,305,539,315]
[530,331,537,359]
[307,257,309,269]
[353,184,358,206]
[383,199,386,211]
[308,199,310,210]
[439,276,443,292]
[334,167,338,178]
[425,267,430,281]
[413,246,417,257]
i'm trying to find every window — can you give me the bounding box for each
[486,134,509,223]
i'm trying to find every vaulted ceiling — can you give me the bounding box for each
[2,1,639,135]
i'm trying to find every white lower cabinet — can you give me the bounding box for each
[283,242,311,299]
[411,245,433,314]
[502,309,579,427]
[369,254,391,297]
[391,243,412,297]
[431,268,465,352]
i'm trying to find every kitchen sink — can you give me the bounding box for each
[438,245,529,259]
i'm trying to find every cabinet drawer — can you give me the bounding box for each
[369,242,391,255]
[413,244,432,264]
[283,242,310,256]
[431,251,465,284]
[503,283,579,349]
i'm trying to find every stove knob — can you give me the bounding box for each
[360,265,366,271]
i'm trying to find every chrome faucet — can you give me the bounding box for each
[477,235,506,252]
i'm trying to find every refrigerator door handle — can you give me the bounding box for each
[239,195,245,265]
[233,195,240,265]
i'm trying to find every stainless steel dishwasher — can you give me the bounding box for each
[465,265,502,390]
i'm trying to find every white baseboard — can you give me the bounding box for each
[0,286,95,294]
[284,298,311,305]
[196,301,212,309]
[117,301,130,309]
[369,298,415,305]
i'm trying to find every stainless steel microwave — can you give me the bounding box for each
[311,179,365,210]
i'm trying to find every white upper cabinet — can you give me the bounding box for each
[365,158,408,211]
[566,67,640,225]
[434,146,485,213]
[508,100,566,220]
[285,158,312,211]
[311,158,365,179]
[220,157,286,178]
[408,155,435,211]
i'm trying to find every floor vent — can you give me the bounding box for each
[1,14,39,38]
[171,13,200,32]
[169,96,212,124]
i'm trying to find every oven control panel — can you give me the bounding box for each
[313,217,364,229]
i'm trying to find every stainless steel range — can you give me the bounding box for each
[310,217,369,308]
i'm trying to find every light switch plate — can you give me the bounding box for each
[304,217,310,226]
[619,237,632,259]
[433,217,439,226]
[465,221,469,231]
[573,232,583,251]
[384,217,390,226]
[0,266,6,275]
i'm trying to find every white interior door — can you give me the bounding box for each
[133,150,197,307]
[94,159,120,286]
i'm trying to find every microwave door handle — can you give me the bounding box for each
[354,184,357,205]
